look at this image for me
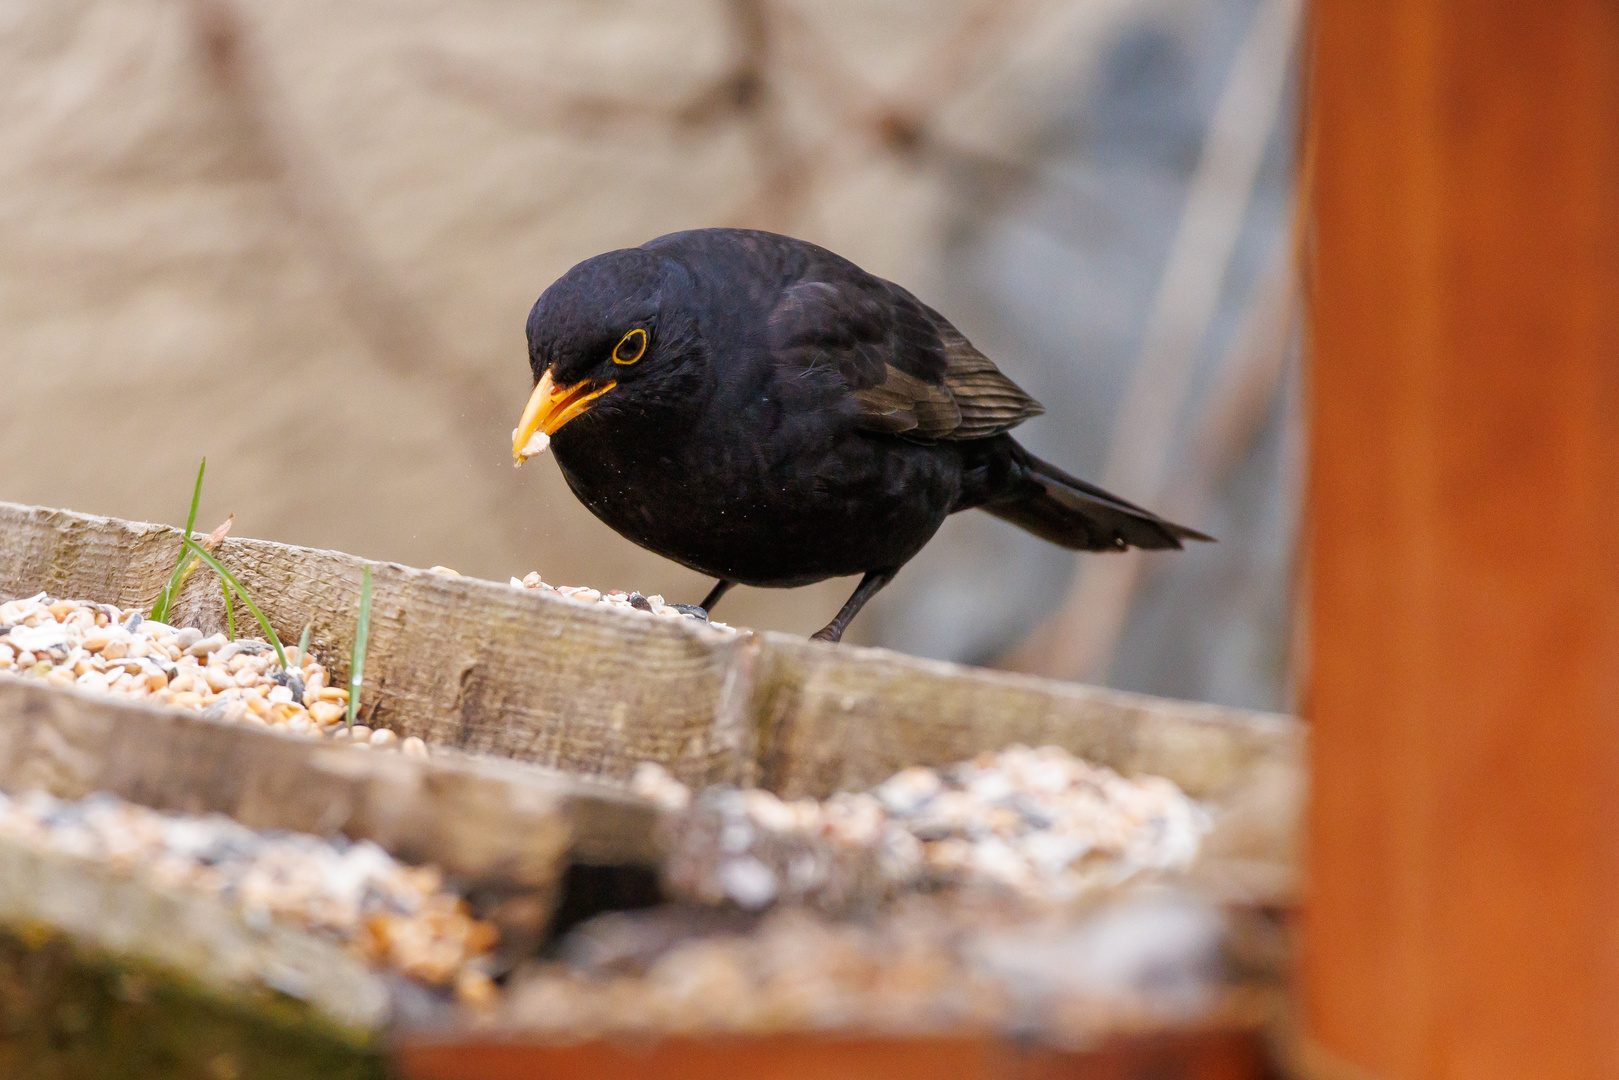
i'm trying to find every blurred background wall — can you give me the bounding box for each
[0,0,1299,712]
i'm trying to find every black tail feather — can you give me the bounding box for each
[982,444,1213,552]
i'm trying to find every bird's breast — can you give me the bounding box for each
[550,397,960,586]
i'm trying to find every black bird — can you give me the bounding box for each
[513,229,1210,643]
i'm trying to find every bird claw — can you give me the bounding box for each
[810,627,842,644]
[670,604,709,620]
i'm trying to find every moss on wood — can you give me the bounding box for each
[0,924,383,1080]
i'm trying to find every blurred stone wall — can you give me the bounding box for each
[0,0,1297,707]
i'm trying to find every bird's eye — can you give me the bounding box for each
[612,328,648,365]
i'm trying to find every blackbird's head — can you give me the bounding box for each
[513,247,698,464]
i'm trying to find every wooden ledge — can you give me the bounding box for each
[0,502,1303,880]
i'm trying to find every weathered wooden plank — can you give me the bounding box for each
[0,502,1302,878]
[0,678,657,888]
[0,923,385,1079]
[0,503,755,789]
[0,838,390,1037]
[751,634,1302,877]
[752,634,1298,799]
[395,1028,1272,1080]
[0,501,1303,1066]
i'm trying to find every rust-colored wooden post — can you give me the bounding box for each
[1306,3,1619,1078]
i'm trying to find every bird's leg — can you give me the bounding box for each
[811,569,897,644]
[672,579,735,620]
[699,579,735,613]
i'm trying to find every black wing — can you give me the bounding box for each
[764,262,1043,442]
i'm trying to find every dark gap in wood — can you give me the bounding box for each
[543,863,665,951]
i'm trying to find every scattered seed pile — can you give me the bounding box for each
[505,571,735,631]
[508,903,1008,1039]
[508,748,1222,1041]
[0,788,497,996]
[642,744,1210,912]
[505,892,1233,1043]
[0,593,425,755]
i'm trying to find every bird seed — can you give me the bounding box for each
[0,788,496,995]
[0,593,419,753]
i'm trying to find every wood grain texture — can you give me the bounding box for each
[0,678,655,889]
[0,501,1302,878]
[753,634,1301,888]
[1307,3,1619,1078]
[395,1029,1271,1080]
[754,634,1297,800]
[0,503,754,790]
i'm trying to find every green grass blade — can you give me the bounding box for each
[150,458,206,623]
[297,624,311,669]
[220,576,236,640]
[179,538,288,671]
[347,567,372,729]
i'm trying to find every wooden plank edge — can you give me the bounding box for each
[0,501,1302,876]
[0,835,391,1037]
[0,676,659,882]
[392,1025,1273,1080]
[751,631,1300,794]
[0,501,755,789]
[749,633,1304,881]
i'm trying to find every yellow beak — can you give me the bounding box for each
[511,370,616,465]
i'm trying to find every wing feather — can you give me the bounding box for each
[766,263,1043,442]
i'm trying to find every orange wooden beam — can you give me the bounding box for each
[395,1030,1268,1080]
[1306,3,1619,1078]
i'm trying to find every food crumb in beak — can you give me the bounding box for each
[513,428,550,466]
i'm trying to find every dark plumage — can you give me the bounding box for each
[514,228,1210,643]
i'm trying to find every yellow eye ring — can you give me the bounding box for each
[612,328,648,365]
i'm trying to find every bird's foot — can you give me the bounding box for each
[670,604,709,621]
[809,626,844,644]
